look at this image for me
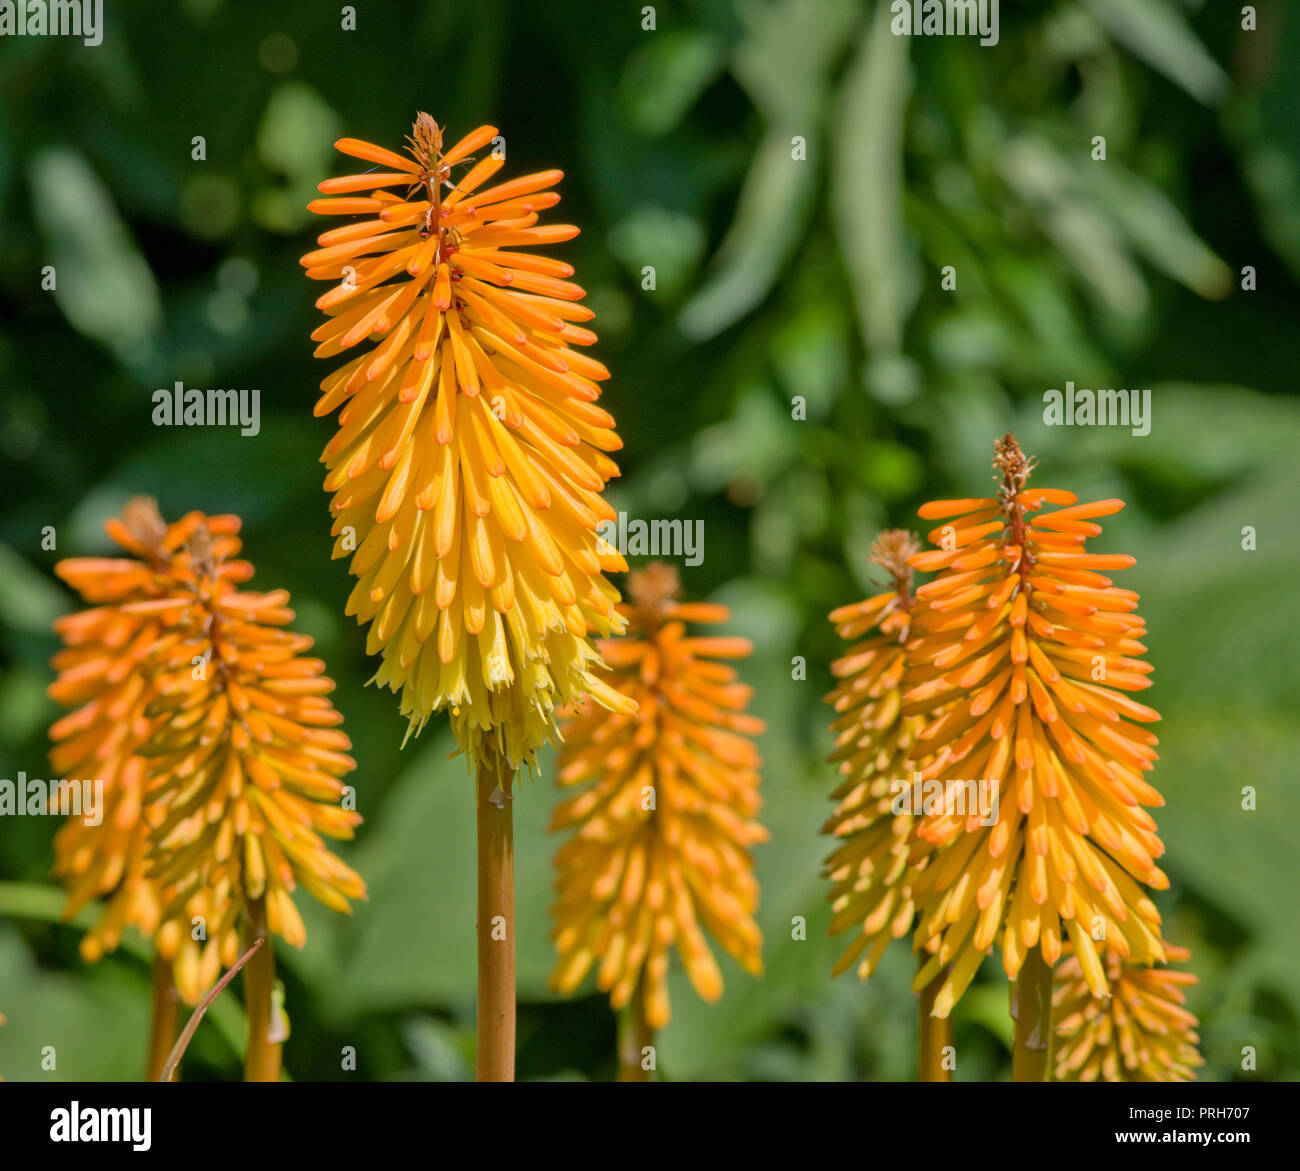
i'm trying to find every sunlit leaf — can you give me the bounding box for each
[1082,0,1228,105]
[27,148,162,370]
[832,1,920,353]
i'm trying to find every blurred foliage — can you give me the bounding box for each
[0,0,1297,1081]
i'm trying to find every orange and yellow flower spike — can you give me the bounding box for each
[50,498,213,969]
[824,530,955,1081]
[902,434,1167,1046]
[139,520,364,1078]
[1053,944,1202,1081]
[549,563,766,1076]
[824,530,928,981]
[304,112,633,1081]
[50,498,239,1077]
[51,500,364,1081]
[302,113,631,773]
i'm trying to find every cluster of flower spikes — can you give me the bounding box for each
[49,499,364,1005]
[901,434,1168,1018]
[49,498,219,964]
[138,520,366,1003]
[549,562,767,1028]
[824,529,939,980]
[1053,943,1202,1081]
[302,112,631,773]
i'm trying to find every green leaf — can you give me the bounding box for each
[1081,161,1232,298]
[0,884,246,1072]
[619,31,726,137]
[688,389,792,493]
[607,206,707,298]
[1082,0,1228,106]
[0,544,66,635]
[678,129,817,340]
[1000,136,1149,318]
[731,0,858,123]
[1225,6,1300,282]
[0,923,154,1080]
[401,1015,472,1082]
[678,0,856,340]
[832,1,920,353]
[254,81,343,233]
[27,148,162,371]
[1157,710,1300,1023]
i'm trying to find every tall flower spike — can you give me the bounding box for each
[139,519,365,1011]
[1053,944,1202,1081]
[303,113,631,772]
[49,498,227,964]
[550,563,767,1034]
[904,434,1167,1018]
[824,530,931,980]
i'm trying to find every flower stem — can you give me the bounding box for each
[476,751,516,1082]
[242,897,282,1082]
[616,978,654,1082]
[1010,946,1054,1082]
[146,954,179,1081]
[917,958,953,1082]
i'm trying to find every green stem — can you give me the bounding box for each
[475,751,516,1082]
[617,979,654,1082]
[917,958,953,1082]
[146,954,179,1081]
[1011,947,1054,1082]
[242,898,282,1082]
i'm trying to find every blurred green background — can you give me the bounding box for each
[1,0,1297,1081]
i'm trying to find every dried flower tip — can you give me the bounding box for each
[408,111,444,171]
[186,522,214,576]
[868,529,920,598]
[993,431,1036,505]
[121,495,167,553]
[625,562,682,614]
